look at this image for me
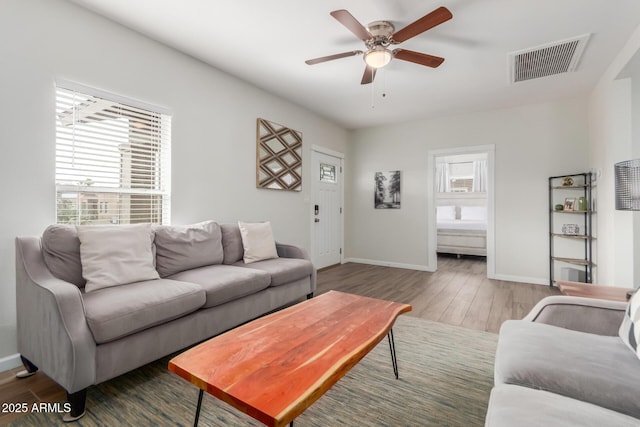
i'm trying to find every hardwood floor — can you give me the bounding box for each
[317,255,560,334]
[0,256,560,424]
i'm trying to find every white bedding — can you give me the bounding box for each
[437,219,487,231]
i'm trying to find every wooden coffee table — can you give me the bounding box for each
[168,290,412,426]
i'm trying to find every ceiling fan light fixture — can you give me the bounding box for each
[364,47,392,68]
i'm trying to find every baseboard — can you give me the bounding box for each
[343,258,436,272]
[343,259,548,286]
[491,274,549,286]
[0,353,22,373]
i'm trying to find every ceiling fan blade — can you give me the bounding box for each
[330,9,373,41]
[361,65,377,85]
[305,50,363,65]
[393,49,445,68]
[392,6,452,43]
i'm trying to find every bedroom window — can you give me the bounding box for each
[55,83,171,225]
[436,159,487,193]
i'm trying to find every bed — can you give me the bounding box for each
[436,205,487,257]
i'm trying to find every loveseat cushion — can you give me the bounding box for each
[82,279,205,344]
[495,320,640,419]
[486,385,640,427]
[235,258,314,287]
[41,224,86,287]
[168,264,271,308]
[220,223,244,265]
[154,221,224,277]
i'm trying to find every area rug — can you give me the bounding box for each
[9,316,498,426]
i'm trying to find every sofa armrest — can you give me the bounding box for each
[15,237,96,393]
[523,295,627,336]
[275,242,317,294]
[276,242,309,260]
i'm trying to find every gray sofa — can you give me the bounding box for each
[486,295,640,426]
[15,221,316,421]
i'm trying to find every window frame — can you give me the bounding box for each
[55,81,172,225]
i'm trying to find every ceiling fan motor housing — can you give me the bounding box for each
[366,21,395,48]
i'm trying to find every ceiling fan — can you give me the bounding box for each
[305,6,453,85]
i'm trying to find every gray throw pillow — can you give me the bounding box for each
[154,220,224,277]
[42,224,86,287]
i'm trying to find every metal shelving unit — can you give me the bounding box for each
[548,172,595,287]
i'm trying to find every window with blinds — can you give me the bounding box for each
[55,85,171,225]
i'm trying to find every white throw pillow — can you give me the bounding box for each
[436,206,456,221]
[77,224,159,292]
[461,206,487,221]
[619,292,640,357]
[238,221,279,264]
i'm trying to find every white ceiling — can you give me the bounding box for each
[69,0,640,130]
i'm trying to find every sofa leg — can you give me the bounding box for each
[63,389,87,422]
[15,355,38,378]
[306,292,314,299]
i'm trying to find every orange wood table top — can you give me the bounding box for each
[168,290,412,427]
[556,280,633,302]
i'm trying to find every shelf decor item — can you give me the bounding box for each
[562,177,574,186]
[562,224,580,235]
[563,197,576,212]
[615,159,640,211]
[578,196,588,211]
[554,204,564,211]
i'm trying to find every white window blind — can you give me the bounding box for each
[55,85,171,225]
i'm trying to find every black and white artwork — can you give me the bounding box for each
[374,171,401,209]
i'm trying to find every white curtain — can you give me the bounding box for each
[436,162,449,192]
[472,160,487,192]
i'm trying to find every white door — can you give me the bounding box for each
[311,149,343,269]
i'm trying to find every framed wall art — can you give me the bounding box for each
[256,118,302,191]
[375,171,401,209]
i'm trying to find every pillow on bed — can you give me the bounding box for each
[436,206,456,221]
[461,206,487,221]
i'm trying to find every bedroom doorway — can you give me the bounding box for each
[427,145,495,278]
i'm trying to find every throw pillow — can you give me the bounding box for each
[436,206,456,221]
[461,206,487,221]
[41,224,86,287]
[77,223,159,292]
[238,221,279,264]
[619,292,640,356]
[154,220,224,277]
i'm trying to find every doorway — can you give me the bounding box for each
[427,145,495,278]
[310,146,344,269]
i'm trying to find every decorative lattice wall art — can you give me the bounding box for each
[256,118,302,191]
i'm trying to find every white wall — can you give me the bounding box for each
[0,0,348,362]
[588,22,640,287]
[345,98,589,284]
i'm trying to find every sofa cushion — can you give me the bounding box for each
[82,278,205,344]
[220,223,244,265]
[619,292,640,355]
[41,224,86,287]
[154,221,224,277]
[235,258,313,287]
[77,224,160,292]
[495,320,640,419]
[238,221,279,264]
[168,264,271,308]
[486,385,640,427]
